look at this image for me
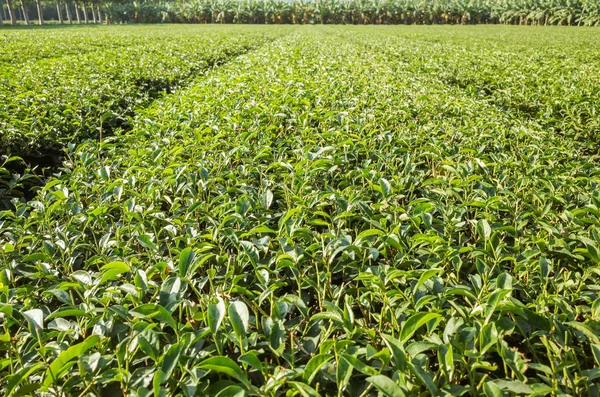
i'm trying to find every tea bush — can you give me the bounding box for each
[1,25,599,396]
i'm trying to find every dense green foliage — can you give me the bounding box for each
[3,0,600,26]
[0,25,284,156]
[1,25,600,396]
[102,0,600,26]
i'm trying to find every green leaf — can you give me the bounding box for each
[153,369,166,396]
[46,309,88,321]
[43,335,100,386]
[0,303,13,318]
[199,356,249,386]
[382,334,407,371]
[438,344,454,376]
[3,242,14,253]
[288,381,319,397]
[366,375,406,397]
[241,225,278,237]
[380,178,392,197]
[208,298,226,334]
[179,247,195,277]
[492,379,533,394]
[592,344,600,366]
[281,294,308,317]
[477,219,492,240]
[409,361,437,393]
[592,298,600,318]
[138,335,159,362]
[22,309,44,336]
[131,304,178,330]
[229,301,250,340]
[260,190,274,209]
[239,351,263,372]
[480,322,498,354]
[240,241,259,266]
[215,385,246,397]
[6,363,44,396]
[13,383,42,397]
[337,354,353,391]
[159,277,182,313]
[496,273,512,290]
[485,289,511,321]
[99,261,130,285]
[413,268,443,295]
[340,354,378,376]
[400,312,441,343]
[160,343,181,379]
[356,228,385,243]
[2,156,23,165]
[137,235,157,252]
[303,353,333,384]
[268,319,285,355]
[566,321,600,344]
[483,381,503,397]
[582,368,600,382]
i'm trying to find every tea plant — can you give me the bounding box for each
[1,25,600,396]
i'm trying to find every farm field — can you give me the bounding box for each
[0,25,290,161]
[1,25,600,396]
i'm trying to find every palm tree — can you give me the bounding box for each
[35,0,43,24]
[93,0,600,27]
[65,0,72,23]
[96,2,102,22]
[5,0,18,24]
[81,0,89,22]
[74,0,81,22]
[55,0,64,22]
[19,0,30,24]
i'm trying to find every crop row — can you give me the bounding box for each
[0,25,187,66]
[358,25,600,146]
[1,26,599,395]
[0,25,288,158]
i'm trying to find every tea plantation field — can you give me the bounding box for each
[1,25,600,396]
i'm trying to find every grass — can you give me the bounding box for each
[1,25,600,396]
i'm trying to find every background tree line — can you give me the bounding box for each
[2,0,600,26]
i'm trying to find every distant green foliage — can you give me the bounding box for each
[99,0,600,26]
[1,25,600,396]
